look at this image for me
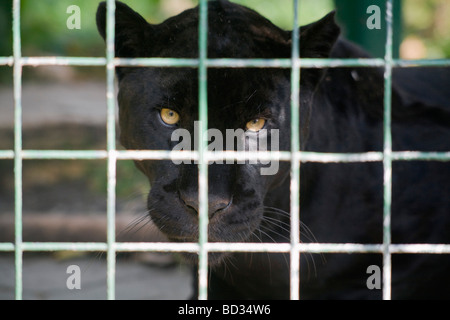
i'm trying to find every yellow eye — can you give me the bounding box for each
[245,118,266,132]
[160,108,180,125]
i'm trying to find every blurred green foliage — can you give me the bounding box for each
[402,0,450,58]
[0,0,449,60]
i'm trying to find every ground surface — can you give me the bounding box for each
[0,254,192,300]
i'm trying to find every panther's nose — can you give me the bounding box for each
[180,191,232,218]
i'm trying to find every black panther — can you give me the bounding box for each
[96,0,450,299]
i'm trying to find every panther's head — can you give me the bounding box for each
[97,0,339,264]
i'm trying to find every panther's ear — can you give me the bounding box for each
[293,11,340,88]
[299,11,340,59]
[96,1,153,58]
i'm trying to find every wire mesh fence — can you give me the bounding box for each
[0,0,450,300]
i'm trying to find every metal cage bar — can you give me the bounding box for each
[105,0,117,301]
[289,0,301,300]
[2,150,450,162]
[12,0,23,301]
[2,241,450,254]
[382,0,394,300]
[1,56,450,69]
[0,0,450,300]
[197,0,210,301]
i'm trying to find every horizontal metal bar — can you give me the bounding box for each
[21,150,108,159]
[1,56,448,68]
[115,57,198,68]
[115,242,200,252]
[116,150,385,162]
[21,57,107,66]
[298,243,382,253]
[389,244,450,254]
[0,150,15,159]
[393,59,450,67]
[118,150,450,162]
[207,242,292,252]
[21,242,108,251]
[1,241,450,254]
[113,57,450,69]
[301,58,386,68]
[299,151,383,162]
[1,150,449,162]
[206,58,292,68]
[392,151,450,161]
[116,150,198,161]
[0,243,15,251]
[297,243,450,254]
[0,57,13,66]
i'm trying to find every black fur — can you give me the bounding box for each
[97,0,450,299]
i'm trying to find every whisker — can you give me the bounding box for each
[263,211,314,244]
[120,213,150,234]
[259,223,289,243]
[260,222,318,280]
[263,207,321,245]
[262,206,290,217]
[262,207,325,277]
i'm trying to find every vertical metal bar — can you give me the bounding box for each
[197,0,209,300]
[382,0,394,300]
[105,0,117,300]
[289,0,301,300]
[12,0,23,301]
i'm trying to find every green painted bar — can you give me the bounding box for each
[21,56,107,66]
[300,58,385,68]
[115,57,387,68]
[0,243,15,251]
[289,0,301,300]
[1,149,448,163]
[208,58,291,68]
[115,57,198,67]
[2,242,450,254]
[392,59,450,67]
[392,151,450,161]
[2,149,449,162]
[21,242,108,251]
[105,0,117,301]
[382,0,394,301]
[0,56,13,66]
[115,58,450,68]
[2,56,449,69]
[12,0,23,301]
[0,150,15,159]
[115,242,200,253]
[197,0,209,301]
[21,150,108,159]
